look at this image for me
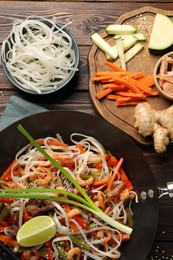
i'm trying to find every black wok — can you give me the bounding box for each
[0,111,159,260]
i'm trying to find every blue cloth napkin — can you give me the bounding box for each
[0,95,47,131]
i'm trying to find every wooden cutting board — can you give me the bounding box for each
[88,6,173,146]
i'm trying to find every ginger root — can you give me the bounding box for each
[134,102,173,153]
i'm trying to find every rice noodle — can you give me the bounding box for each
[1,16,79,93]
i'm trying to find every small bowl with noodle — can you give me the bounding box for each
[1,17,79,96]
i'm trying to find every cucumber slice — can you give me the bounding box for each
[106,24,136,35]
[115,43,144,66]
[106,35,137,61]
[148,13,173,55]
[91,32,117,59]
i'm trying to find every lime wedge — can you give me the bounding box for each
[17,215,56,247]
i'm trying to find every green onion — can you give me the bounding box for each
[70,235,91,251]
[0,124,133,235]
[17,124,101,213]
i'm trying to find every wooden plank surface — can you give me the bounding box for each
[0,2,173,259]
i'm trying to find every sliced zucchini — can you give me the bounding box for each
[106,24,136,35]
[148,13,173,55]
[106,35,137,60]
[115,43,144,66]
[133,33,146,41]
[91,32,117,59]
[115,37,126,70]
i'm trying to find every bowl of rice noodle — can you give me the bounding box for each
[1,17,79,95]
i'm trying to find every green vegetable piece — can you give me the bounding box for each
[125,208,133,228]
[57,245,68,260]
[106,24,136,35]
[148,13,173,55]
[0,205,11,222]
[70,235,91,251]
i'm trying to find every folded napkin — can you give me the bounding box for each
[0,95,47,132]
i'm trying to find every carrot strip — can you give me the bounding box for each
[138,74,155,87]
[123,71,145,79]
[124,76,153,95]
[96,71,127,77]
[96,88,115,100]
[36,139,68,147]
[116,91,146,98]
[107,94,120,100]
[105,61,129,73]
[106,157,124,194]
[119,168,133,190]
[0,235,18,246]
[76,144,85,154]
[91,75,113,81]
[92,177,110,186]
[116,101,141,107]
[112,77,140,93]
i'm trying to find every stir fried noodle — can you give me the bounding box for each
[1,17,78,93]
[0,133,138,259]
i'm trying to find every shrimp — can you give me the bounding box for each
[120,189,130,201]
[66,247,81,260]
[36,167,52,186]
[95,191,106,210]
[76,174,94,187]
[96,230,112,243]
[67,208,81,219]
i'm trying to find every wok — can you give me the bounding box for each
[0,111,159,260]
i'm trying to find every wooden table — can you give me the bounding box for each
[1,1,173,259]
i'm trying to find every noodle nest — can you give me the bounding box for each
[1,17,79,95]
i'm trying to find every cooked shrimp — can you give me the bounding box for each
[67,208,81,219]
[36,167,52,186]
[67,247,81,260]
[96,230,112,243]
[96,191,106,210]
[76,174,94,187]
[120,189,130,201]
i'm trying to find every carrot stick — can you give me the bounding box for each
[107,94,120,100]
[96,71,127,77]
[91,75,114,82]
[105,61,129,73]
[76,144,85,154]
[116,91,146,98]
[36,139,68,147]
[138,74,155,87]
[123,71,145,79]
[96,88,115,100]
[112,77,140,93]
[116,100,141,107]
[106,157,124,194]
[92,177,110,186]
[0,235,18,246]
[119,168,133,190]
[124,76,153,95]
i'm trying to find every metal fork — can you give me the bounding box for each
[0,242,19,260]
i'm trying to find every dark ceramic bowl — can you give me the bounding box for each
[1,18,79,96]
